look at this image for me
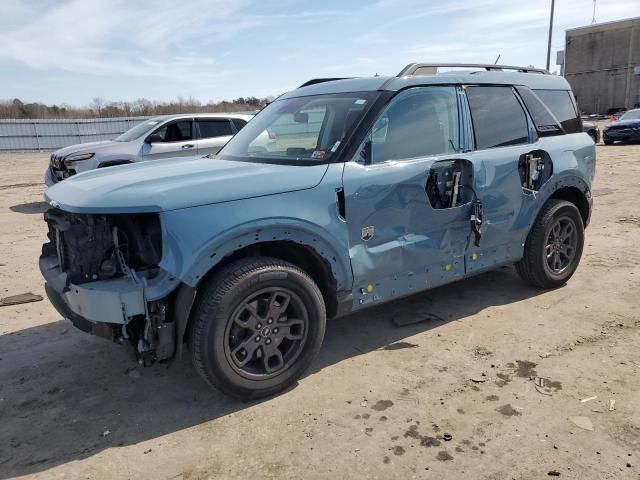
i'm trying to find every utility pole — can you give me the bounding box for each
[546,0,555,71]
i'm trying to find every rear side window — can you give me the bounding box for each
[533,90,581,134]
[231,118,248,131]
[197,119,233,139]
[466,86,529,149]
[515,86,563,137]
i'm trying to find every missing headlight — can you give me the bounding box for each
[43,209,162,284]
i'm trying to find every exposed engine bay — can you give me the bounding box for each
[42,209,174,365]
[43,209,162,284]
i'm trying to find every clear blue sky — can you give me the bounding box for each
[1,0,638,106]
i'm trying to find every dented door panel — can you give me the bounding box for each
[464,145,530,257]
[343,156,478,307]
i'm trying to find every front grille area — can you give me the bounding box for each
[43,209,162,284]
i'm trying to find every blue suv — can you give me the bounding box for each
[40,63,595,399]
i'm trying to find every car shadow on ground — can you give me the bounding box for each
[0,266,548,477]
[9,201,50,214]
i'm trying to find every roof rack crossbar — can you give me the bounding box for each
[398,63,549,76]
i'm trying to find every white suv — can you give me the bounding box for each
[45,113,254,186]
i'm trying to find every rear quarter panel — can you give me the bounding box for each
[515,132,595,236]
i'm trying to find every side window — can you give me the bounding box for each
[533,90,582,134]
[231,118,248,132]
[515,86,563,137]
[366,86,460,164]
[466,86,529,149]
[197,119,233,139]
[153,120,193,142]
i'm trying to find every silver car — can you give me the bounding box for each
[45,113,254,186]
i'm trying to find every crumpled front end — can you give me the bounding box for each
[40,208,180,364]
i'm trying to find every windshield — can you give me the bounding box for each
[218,92,378,163]
[620,110,640,120]
[115,119,163,142]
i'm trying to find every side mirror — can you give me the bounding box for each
[293,112,309,124]
[145,133,163,144]
[357,140,372,165]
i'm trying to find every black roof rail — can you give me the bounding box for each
[298,78,353,88]
[398,63,549,76]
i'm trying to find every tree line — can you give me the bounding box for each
[0,96,272,119]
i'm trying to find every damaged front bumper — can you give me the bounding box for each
[40,249,182,363]
[40,254,146,326]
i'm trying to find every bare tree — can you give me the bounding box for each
[0,95,269,119]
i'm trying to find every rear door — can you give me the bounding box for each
[195,118,234,155]
[462,85,542,274]
[142,118,197,160]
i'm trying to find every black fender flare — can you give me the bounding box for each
[539,174,593,227]
[171,283,197,360]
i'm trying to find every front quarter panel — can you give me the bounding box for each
[158,163,352,291]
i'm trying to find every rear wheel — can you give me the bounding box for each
[516,199,584,289]
[189,257,326,400]
[603,138,614,145]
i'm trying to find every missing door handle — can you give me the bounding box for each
[335,188,346,221]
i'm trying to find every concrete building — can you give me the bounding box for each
[562,17,639,114]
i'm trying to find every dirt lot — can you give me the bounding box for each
[0,145,639,480]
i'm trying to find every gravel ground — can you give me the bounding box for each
[0,145,638,480]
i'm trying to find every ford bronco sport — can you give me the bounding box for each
[40,63,595,399]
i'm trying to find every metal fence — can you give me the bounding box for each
[0,117,150,151]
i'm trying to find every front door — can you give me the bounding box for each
[343,86,479,306]
[142,119,197,160]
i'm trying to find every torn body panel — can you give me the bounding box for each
[343,157,477,307]
[344,133,594,309]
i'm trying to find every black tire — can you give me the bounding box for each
[603,138,614,145]
[189,257,326,400]
[516,199,584,289]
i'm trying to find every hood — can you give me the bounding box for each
[607,118,640,128]
[45,156,329,214]
[52,140,117,158]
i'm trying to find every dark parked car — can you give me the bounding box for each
[603,109,640,144]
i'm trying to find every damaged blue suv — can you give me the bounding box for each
[40,63,595,399]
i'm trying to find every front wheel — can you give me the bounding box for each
[516,199,584,289]
[189,257,326,400]
[603,138,614,145]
